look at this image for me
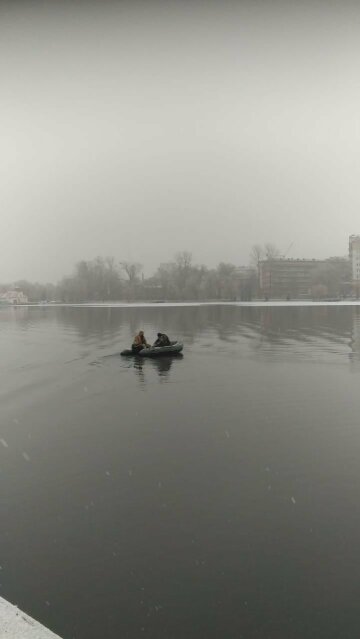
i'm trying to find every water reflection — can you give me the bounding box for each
[132,353,184,385]
[0,305,30,325]
[2,302,359,346]
[132,357,145,386]
[349,308,360,366]
[11,303,352,338]
[3,303,360,366]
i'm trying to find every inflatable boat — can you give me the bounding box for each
[121,341,183,357]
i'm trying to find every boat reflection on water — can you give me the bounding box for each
[133,353,184,384]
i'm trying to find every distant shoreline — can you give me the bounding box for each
[3,300,360,309]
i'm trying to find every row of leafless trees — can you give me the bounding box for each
[53,252,257,302]
[2,252,257,302]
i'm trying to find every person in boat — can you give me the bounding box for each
[153,332,171,347]
[132,330,150,354]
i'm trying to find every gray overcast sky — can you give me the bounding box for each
[1,0,360,282]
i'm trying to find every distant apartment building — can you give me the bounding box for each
[349,236,360,293]
[259,258,329,298]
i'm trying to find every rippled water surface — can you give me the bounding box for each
[1,304,360,639]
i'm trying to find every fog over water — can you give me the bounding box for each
[1,0,360,281]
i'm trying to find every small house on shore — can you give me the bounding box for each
[0,287,28,305]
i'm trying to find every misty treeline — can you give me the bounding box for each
[1,245,351,302]
[1,252,256,303]
[57,252,257,302]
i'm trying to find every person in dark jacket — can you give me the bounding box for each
[153,332,171,347]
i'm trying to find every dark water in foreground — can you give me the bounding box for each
[1,304,360,639]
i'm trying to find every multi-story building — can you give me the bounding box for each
[259,258,329,299]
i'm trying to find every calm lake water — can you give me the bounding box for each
[1,304,360,639]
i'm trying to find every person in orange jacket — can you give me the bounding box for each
[132,330,150,354]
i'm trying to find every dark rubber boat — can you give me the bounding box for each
[121,341,183,357]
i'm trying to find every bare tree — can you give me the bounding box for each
[250,245,265,296]
[264,243,280,260]
[175,251,192,271]
[250,245,264,270]
[120,261,143,284]
[174,252,192,298]
[216,263,238,299]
